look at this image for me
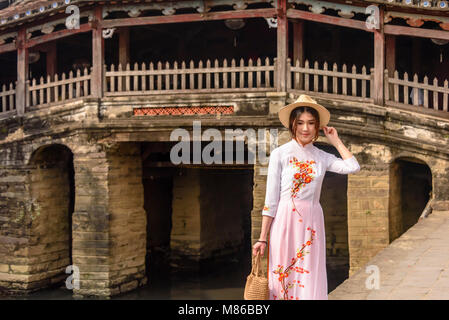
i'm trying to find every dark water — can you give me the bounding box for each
[0,251,344,300]
[0,252,252,300]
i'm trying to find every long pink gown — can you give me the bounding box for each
[262,139,360,300]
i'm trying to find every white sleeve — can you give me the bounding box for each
[326,152,360,174]
[262,149,282,218]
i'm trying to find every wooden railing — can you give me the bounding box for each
[27,68,92,108]
[385,70,449,112]
[0,82,15,115]
[1,57,449,117]
[287,59,373,103]
[105,58,276,95]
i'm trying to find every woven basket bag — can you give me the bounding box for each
[244,252,269,300]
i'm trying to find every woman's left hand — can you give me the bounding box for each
[323,126,341,146]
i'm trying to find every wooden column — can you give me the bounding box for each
[385,35,396,100]
[16,28,29,116]
[92,6,104,99]
[276,0,288,92]
[46,42,57,79]
[119,27,130,68]
[292,20,304,90]
[373,7,385,105]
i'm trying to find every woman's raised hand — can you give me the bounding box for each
[323,126,341,146]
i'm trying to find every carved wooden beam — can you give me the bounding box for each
[100,8,277,28]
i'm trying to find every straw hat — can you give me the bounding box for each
[278,94,330,129]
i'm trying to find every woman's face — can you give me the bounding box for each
[295,111,317,146]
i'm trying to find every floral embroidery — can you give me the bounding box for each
[272,228,316,300]
[290,157,316,198]
[289,157,316,217]
[263,205,269,212]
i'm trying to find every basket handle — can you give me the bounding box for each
[252,252,263,277]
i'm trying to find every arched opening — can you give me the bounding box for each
[315,143,349,292]
[28,144,75,291]
[140,141,253,299]
[389,158,432,243]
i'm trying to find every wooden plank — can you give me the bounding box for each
[385,24,449,41]
[0,42,16,55]
[25,23,92,49]
[101,8,276,29]
[287,9,372,32]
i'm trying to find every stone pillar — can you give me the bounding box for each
[107,143,147,295]
[72,142,147,297]
[71,143,111,297]
[347,167,390,276]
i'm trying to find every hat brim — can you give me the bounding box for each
[278,101,330,129]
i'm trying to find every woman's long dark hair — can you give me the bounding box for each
[289,106,320,142]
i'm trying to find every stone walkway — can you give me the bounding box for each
[329,211,449,300]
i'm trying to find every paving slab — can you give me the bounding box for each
[329,211,449,300]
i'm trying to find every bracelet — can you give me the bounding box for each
[257,240,267,244]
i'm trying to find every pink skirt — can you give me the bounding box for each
[268,197,328,300]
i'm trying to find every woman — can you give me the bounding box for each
[252,94,360,300]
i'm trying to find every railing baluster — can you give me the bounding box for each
[76,69,81,98]
[117,64,122,92]
[150,62,154,91]
[141,62,147,92]
[126,63,131,92]
[433,77,438,109]
[423,76,429,108]
[54,74,59,101]
[239,58,244,88]
[214,59,220,89]
[323,62,328,93]
[333,63,338,94]
[305,60,310,91]
[189,60,194,90]
[444,80,448,112]
[181,61,185,90]
[165,61,170,90]
[362,66,367,98]
[223,59,228,89]
[313,61,318,92]
[206,59,211,89]
[256,58,261,88]
[412,74,419,105]
[173,61,178,91]
[134,62,139,91]
[198,60,203,89]
[393,70,399,102]
[265,58,270,88]
[342,64,347,96]
[352,65,357,97]
[403,72,409,105]
[231,59,236,89]
[47,75,51,103]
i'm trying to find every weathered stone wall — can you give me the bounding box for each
[107,143,147,295]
